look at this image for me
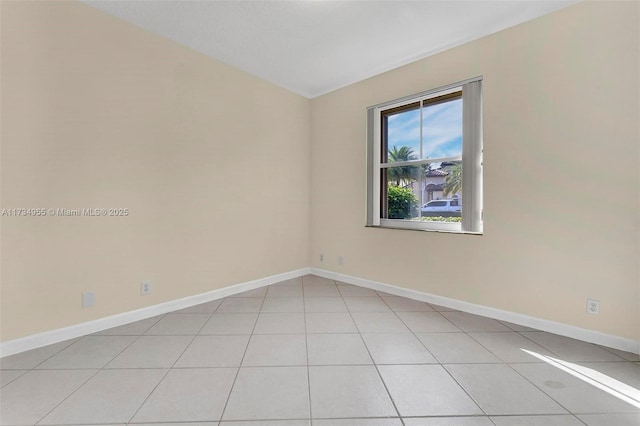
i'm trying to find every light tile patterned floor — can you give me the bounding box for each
[1,275,639,425]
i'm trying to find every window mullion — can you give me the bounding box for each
[419,102,423,161]
[419,102,424,210]
[379,156,461,168]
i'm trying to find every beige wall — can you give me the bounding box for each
[1,1,310,341]
[1,1,638,345]
[310,1,639,341]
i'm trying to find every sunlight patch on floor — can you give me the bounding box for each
[521,348,640,409]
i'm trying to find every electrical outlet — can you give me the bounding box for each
[82,292,95,308]
[586,298,600,314]
[140,281,152,295]
[320,253,324,262]
[338,256,344,266]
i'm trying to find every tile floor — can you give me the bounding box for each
[1,275,639,425]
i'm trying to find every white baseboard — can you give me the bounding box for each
[0,268,310,358]
[311,268,640,355]
[3,266,638,357]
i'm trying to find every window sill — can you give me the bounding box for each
[367,220,482,235]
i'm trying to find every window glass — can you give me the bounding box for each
[421,96,462,160]
[381,165,422,220]
[384,106,420,164]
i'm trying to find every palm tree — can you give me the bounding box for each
[388,146,418,186]
[443,162,462,196]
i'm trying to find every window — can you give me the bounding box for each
[366,77,483,234]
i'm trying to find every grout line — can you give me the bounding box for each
[516,331,570,361]
[377,295,487,420]
[489,414,588,426]
[506,361,603,419]
[599,345,640,362]
[33,321,165,425]
[437,363,489,418]
[126,296,225,423]
[33,368,102,425]
[378,299,441,364]
[341,284,406,426]
[302,275,314,421]
[464,329,554,365]
[20,360,586,369]
[21,335,87,370]
[0,369,29,389]
[216,286,267,422]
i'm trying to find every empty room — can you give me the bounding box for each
[1,1,639,425]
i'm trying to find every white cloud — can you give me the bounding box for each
[386,100,462,159]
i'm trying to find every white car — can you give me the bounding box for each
[420,199,461,216]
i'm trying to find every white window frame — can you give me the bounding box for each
[366,77,483,234]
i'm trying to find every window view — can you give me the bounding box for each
[367,78,482,233]
[383,93,463,224]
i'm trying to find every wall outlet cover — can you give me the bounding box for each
[82,292,95,308]
[586,298,600,314]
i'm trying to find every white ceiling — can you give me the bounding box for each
[84,1,577,98]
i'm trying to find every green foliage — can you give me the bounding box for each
[388,146,419,186]
[419,216,462,222]
[444,162,462,196]
[387,185,418,219]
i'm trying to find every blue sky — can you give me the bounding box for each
[387,99,462,160]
